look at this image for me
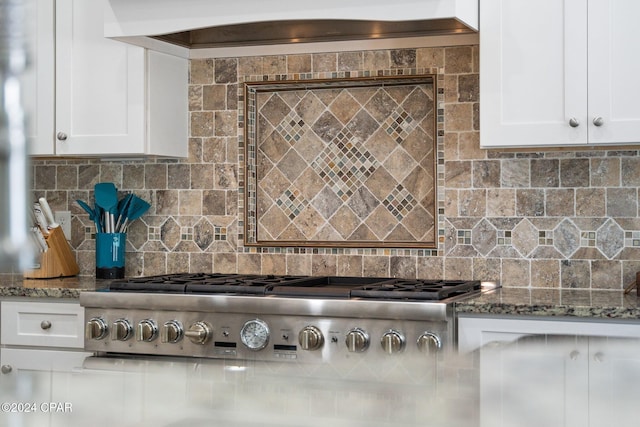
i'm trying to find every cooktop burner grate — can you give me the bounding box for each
[106,273,482,301]
[350,279,481,300]
[107,273,305,295]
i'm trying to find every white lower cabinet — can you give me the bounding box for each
[0,301,91,427]
[458,315,640,427]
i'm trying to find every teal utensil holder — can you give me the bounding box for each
[96,232,126,279]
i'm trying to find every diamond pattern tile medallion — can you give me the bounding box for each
[244,76,437,248]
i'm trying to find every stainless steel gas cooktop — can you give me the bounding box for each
[81,273,498,362]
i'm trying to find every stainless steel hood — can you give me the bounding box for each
[104,0,478,57]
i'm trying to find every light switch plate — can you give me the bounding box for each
[54,211,71,239]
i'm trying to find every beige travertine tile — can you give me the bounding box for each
[459,189,486,217]
[363,50,390,71]
[501,259,530,287]
[575,188,606,217]
[363,256,390,277]
[287,54,312,74]
[337,52,362,71]
[531,259,560,288]
[444,46,473,74]
[191,111,214,137]
[264,55,286,75]
[214,252,237,273]
[591,157,620,187]
[311,255,338,276]
[144,164,167,189]
[179,190,202,215]
[390,49,416,68]
[238,56,263,76]
[312,53,337,72]
[237,253,261,274]
[337,255,363,276]
[189,85,202,111]
[286,254,312,275]
[203,85,226,110]
[546,189,575,217]
[445,103,473,131]
[261,254,287,275]
[214,58,237,83]
[168,164,190,189]
[458,132,483,160]
[486,189,516,217]
[416,47,444,69]
[190,59,213,84]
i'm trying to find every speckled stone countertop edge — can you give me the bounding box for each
[455,287,640,321]
[0,275,108,300]
[455,302,640,320]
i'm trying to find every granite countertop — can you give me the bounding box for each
[456,287,640,320]
[0,275,108,299]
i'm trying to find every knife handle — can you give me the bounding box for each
[38,197,59,228]
[33,203,50,235]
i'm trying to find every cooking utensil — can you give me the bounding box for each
[38,197,59,229]
[119,195,150,232]
[114,194,134,232]
[76,199,101,232]
[94,183,118,233]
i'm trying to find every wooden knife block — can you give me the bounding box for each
[24,227,80,279]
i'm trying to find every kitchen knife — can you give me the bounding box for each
[31,226,48,252]
[38,197,59,228]
[33,203,50,235]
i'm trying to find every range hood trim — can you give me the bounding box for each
[105,0,478,57]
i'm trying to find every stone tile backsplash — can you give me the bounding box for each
[30,44,640,290]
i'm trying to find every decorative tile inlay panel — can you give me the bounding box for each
[244,76,437,248]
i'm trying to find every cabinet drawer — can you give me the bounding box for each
[1,301,85,348]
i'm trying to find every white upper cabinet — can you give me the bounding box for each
[27,0,188,158]
[480,0,640,148]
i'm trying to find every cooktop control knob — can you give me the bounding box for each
[381,329,405,354]
[298,326,324,351]
[417,332,442,355]
[111,319,133,341]
[345,328,370,352]
[161,320,184,343]
[185,321,213,345]
[137,319,159,342]
[85,317,108,340]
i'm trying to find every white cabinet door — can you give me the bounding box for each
[25,1,188,157]
[480,0,588,148]
[480,0,640,148]
[24,0,55,156]
[480,335,589,427]
[587,0,640,144]
[459,316,640,427]
[588,337,640,427]
[54,0,146,156]
[0,348,90,427]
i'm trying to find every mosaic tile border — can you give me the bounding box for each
[242,74,438,249]
[237,68,444,257]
